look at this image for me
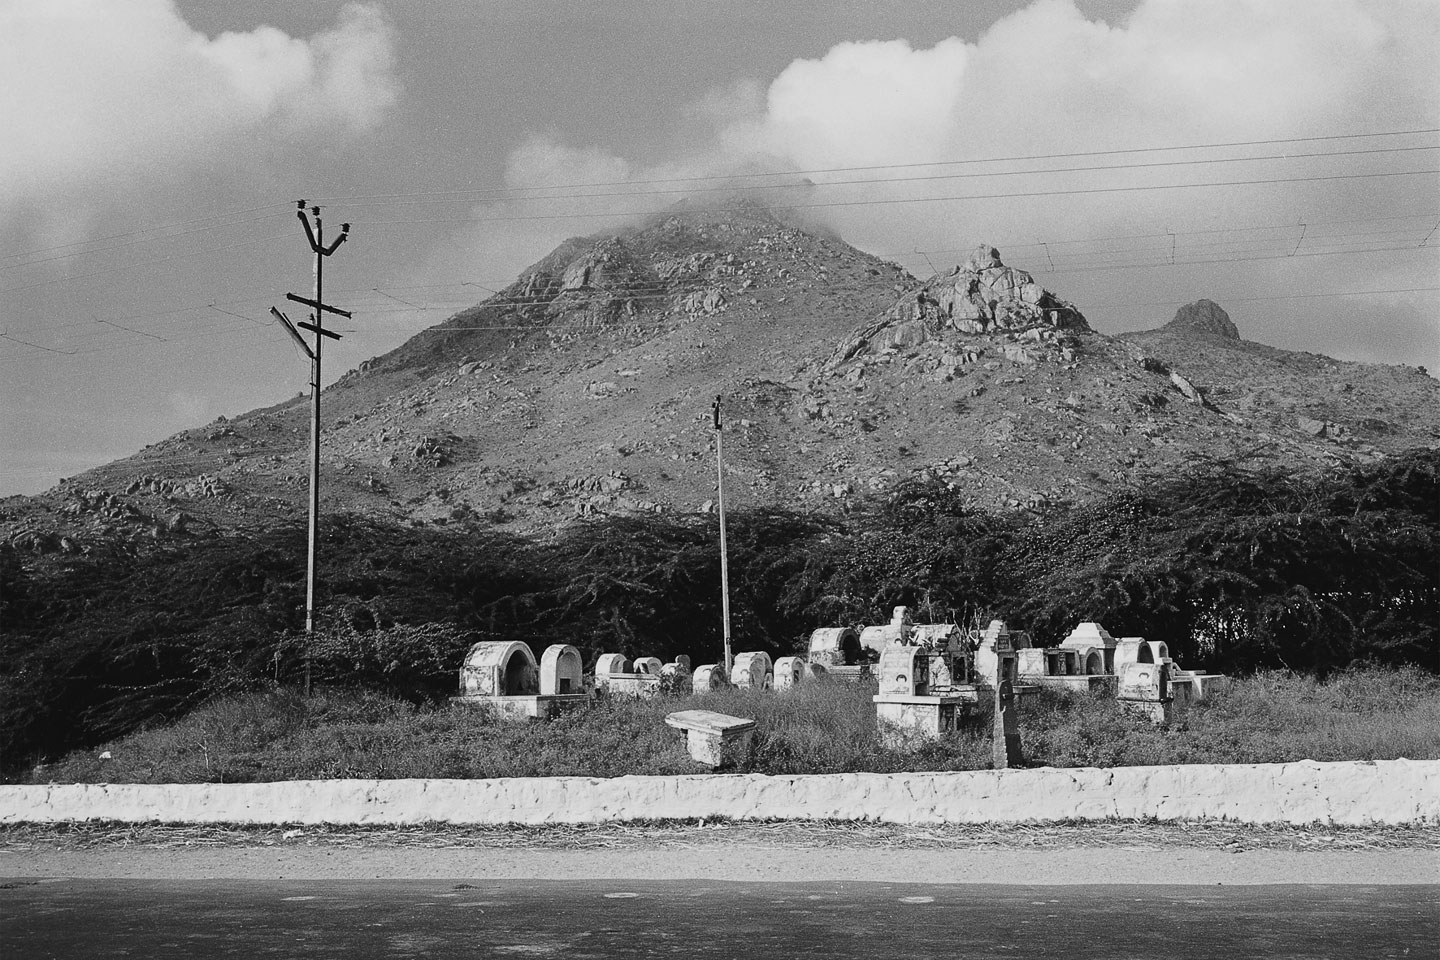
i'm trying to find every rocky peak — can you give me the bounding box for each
[904,242,1087,334]
[1166,299,1240,339]
[830,242,1087,363]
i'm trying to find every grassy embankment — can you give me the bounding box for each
[6,451,1435,768]
[24,665,1440,784]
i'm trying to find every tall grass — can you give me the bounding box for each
[1023,666,1440,767]
[24,666,1440,784]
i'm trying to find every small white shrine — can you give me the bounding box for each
[453,641,589,719]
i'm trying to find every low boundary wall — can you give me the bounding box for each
[2,760,1435,826]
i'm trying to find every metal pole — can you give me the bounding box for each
[713,396,732,674]
[304,210,323,697]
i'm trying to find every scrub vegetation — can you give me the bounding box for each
[4,450,1436,772]
[24,665,1440,784]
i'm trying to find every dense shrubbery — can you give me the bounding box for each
[3,449,1436,768]
[1003,450,1439,673]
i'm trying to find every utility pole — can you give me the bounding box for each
[270,200,350,696]
[713,395,733,675]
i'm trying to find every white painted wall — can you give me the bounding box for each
[2,760,1435,826]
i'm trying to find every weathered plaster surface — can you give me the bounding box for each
[2,760,1435,826]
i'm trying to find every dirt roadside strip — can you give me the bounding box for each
[6,819,1440,851]
[3,821,1438,885]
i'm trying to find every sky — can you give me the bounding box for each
[2,0,1437,496]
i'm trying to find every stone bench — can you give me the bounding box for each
[664,709,756,768]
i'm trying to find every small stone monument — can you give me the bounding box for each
[1114,637,1168,673]
[807,626,872,682]
[972,620,1019,689]
[459,640,538,699]
[593,653,631,690]
[992,679,1023,768]
[539,644,583,695]
[1061,622,1118,673]
[594,652,666,698]
[691,663,732,694]
[453,641,589,719]
[1017,621,1117,692]
[1117,661,1173,724]
[730,651,773,690]
[859,605,915,657]
[1113,636,1226,704]
[772,656,806,690]
[660,655,692,683]
[665,709,756,768]
[807,627,861,667]
[872,643,972,746]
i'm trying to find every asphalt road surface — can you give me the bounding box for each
[3,879,1435,959]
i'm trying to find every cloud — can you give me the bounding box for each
[749,37,973,169]
[0,0,398,234]
[165,389,211,424]
[427,134,724,289]
[733,0,1434,250]
[459,0,1438,364]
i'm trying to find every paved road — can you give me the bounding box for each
[3,879,1435,958]
[7,844,1437,885]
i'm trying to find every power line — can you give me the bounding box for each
[0,230,293,295]
[0,310,294,361]
[6,235,1435,352]
[349,168,1440,227]
[6,168,1433,304]
[94,316,166,342]
[307,144,1439,211]
[319,234,1439,312]
[333,282,1440,331]
[0,210,291,272]
[983,230,1434,267]
[1084,285,1440,310]
[16,208,1431,324]
[18,208,1432,332]
[3,127,1430,269]
[315,210,1437,296]
[6,272,1433,363]
[0,331,77,355]
[1037,242,1437,276]
[309,127,1440,203]
[898,212,1440,258]
[4,208,1436,347]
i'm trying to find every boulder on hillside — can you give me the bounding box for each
[1166,299,1240,339]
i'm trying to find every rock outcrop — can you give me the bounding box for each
[908,244,1088,335]
[831,243,1087,364]
[1166,299,1240,339]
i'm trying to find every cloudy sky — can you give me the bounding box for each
[3,0,1437,495]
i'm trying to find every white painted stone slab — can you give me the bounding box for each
[664,710,756,737]
[665,710,756,768]
[4,760,1435,826]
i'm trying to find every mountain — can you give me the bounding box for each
[4,198,1438,555]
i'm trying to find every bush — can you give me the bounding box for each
[4,451,1436,768]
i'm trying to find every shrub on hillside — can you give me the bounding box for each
[3,451,1436,768]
